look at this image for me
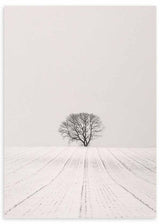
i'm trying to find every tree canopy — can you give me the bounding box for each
[59,113,104,147]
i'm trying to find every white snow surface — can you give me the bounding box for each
[4,147,156,219]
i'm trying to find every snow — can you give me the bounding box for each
[4,147,156,218]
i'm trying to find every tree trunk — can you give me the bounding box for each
[84,142,88,147]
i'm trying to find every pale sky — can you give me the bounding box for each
[4,6,156,147]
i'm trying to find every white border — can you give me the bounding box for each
[0,0,158,6]
[0,0,159,223]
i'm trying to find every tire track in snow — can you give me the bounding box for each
[4,147,156,218]
[5,148,32,165]
[96,148,156,213]
[108,149,155,185]
[118,149,155,173]
[79,148,92,218]
[6,149,52,174]
[4,150,75,215]
[10,148,67,187]
[122,148,156,163]
[92,149,133,218]
[5,149,66,191]
[49,151,83,217]
[79,149,87,217]
[22,149,84,218]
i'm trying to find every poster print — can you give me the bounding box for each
[4,6,156,218]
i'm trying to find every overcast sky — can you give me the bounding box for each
[4,6,156,147]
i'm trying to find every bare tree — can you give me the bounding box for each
[59,113,104,147]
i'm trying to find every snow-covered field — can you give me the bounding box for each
[4,147,156,219]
